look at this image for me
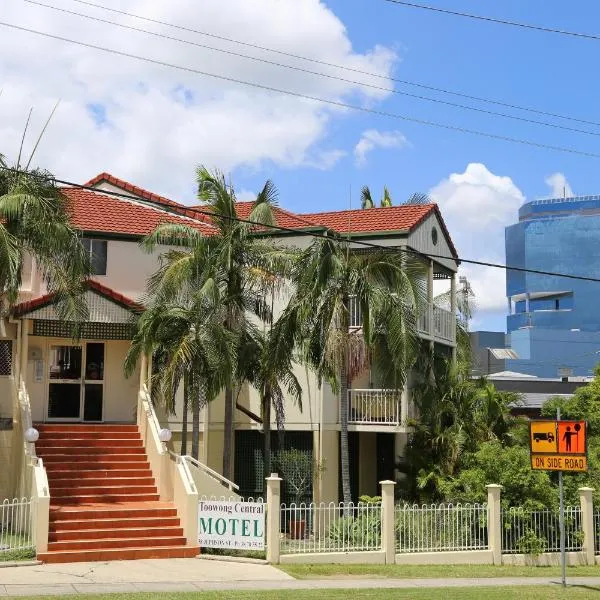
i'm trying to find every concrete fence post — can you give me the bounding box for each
[486,484,502,565]
[266,473,282,564]
[380,480,396,564]
[578,487,595,565]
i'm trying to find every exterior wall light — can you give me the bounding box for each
[158,428,172,442]
[24,427,39,443]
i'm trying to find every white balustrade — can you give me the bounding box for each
[347,389,401,425]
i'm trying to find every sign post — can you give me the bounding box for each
[529,413,588,590]
[557,408,566,589]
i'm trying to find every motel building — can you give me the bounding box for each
[0,173,459,563]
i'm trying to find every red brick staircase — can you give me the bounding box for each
[34,423,199,563]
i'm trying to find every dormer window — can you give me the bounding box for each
[82,238,107,276]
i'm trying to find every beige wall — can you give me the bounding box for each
[0,430,12,499]
[25,337,139,423]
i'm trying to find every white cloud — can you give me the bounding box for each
[430,163,525,317]
[0,0,398,202]
[353,129,408,166]
[545,172,574,198]
[236,189,256,202]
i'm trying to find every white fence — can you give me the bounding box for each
[501,507,583,554]
[280,502,382,554]
[0,498,35,557]
[348,389,401,425]
[395,503,488,553]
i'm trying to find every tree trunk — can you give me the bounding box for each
[263,392,272,499]
[180,372,189,456]
[191,375,201,461]
[222,386,234,480]
[340,356,352,508]
[340,296,352,508]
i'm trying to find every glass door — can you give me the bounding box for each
[83,342,104,422]
[48,345,83,420]
[47,342,105,421]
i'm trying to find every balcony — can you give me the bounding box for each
[348,298,456,345]
[347,389,402,427]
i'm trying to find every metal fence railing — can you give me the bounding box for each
[347,389,401,425]
[395,503,488,553]
[502,507,583,554]
[280,502,382,554]
[595,511,600,555]
[0,498,35,558]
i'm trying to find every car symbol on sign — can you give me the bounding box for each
[533,432,555,443]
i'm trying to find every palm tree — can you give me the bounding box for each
[0,156,90,322]
[125,284,234,460]
[237,323,303,495]
[138,168,290,480]
[360,186,374,209]
[277,237,426,505]
[380,187,392,207]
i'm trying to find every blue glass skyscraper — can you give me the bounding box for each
[505,196,600,377]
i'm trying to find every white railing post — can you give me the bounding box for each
[266,473,282,564]
[486,484,502,565]
[579,487,595,565]
[380,479,396,564]
[32,470,50,554]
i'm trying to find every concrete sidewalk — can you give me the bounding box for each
[0,558,599,596]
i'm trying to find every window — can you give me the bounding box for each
[0,341,12,376]
[82,238,107,276]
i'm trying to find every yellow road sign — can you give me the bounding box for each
[530,421,558,453]
[531,454,588,472]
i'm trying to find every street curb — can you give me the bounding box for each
[196,555,268,565]
[0,560,42,568]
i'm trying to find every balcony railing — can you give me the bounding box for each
[348,389,401,426]
[348,297,455,344]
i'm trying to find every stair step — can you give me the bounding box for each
[50,516,181,531]
[49,526,184,542]
[38,431,141,440]
[50,503,178,521]
[37,446,145,455]
[53,493,161,504]
[38,545,200,563]
[37,439,143,448]
[44,461,151,471]
[52,485,158,497]
[35,424,138,432]
[48,535,186,551]
[50,477,155,487]
[47,469,153,479]
[42,454,149,463]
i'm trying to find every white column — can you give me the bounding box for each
[486,484,503,565]
[20,319,29,386]
[380,479,396,564]
[579,487,595,565]
[266,473,282,564]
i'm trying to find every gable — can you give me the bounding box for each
[407,212,458,272]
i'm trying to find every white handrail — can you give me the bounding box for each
[183,454,240,492]
[167,450,198,495]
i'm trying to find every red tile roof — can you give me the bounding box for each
[302,204,458,259]
[13,279,143,317]
[62,187,216,237]
[84,172,183,209]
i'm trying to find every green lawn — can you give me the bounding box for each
[9,587,600,600]
[277,563,600,579]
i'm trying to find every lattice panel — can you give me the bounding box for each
[32,320,134,340]
[0,341,13,376]
[25,290,134,323]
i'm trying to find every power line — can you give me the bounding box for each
[383,0,600,42]
[53,0,600,129]
[3,164,600,285]
[25,0,600,139]
[3,20,600,160]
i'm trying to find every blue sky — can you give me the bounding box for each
[3,0,599,332]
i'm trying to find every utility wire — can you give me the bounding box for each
[25,0,600,139]
[3,164,600,285]
[384,0,600,42]
[52,0,600,129]
[3,20,600,160]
